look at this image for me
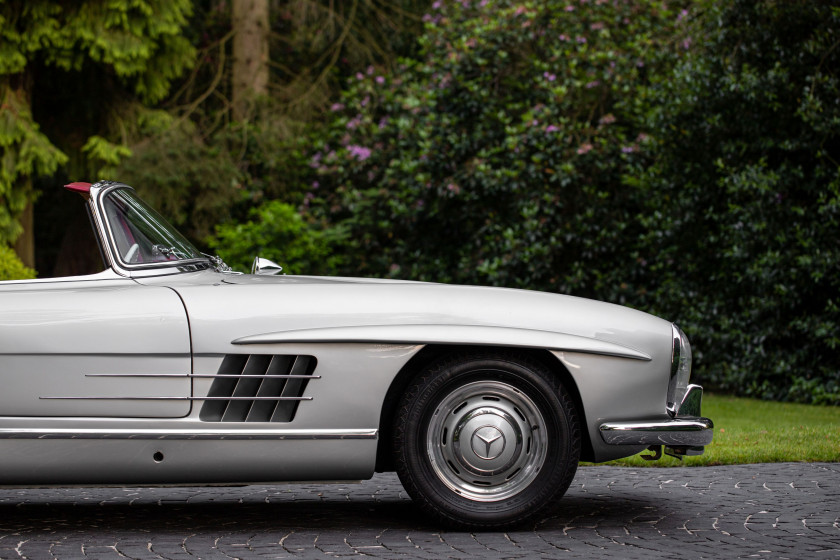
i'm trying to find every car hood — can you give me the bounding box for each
[145,271,672,360]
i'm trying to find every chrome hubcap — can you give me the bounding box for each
[426,380,547,502]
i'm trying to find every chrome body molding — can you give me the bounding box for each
[84,373,321,379]
[0,427,377,440]
[667,325,693,417]
[599,385,713,447]
[39,396,313,401]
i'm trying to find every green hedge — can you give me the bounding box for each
[0,246,35,281]
[636,0,840,404]
[208,200,345,275]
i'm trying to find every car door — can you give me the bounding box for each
[0,274,191,418]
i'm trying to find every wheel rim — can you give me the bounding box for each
[425,379,548,502]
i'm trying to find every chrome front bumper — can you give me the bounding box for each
[599,384,714,453]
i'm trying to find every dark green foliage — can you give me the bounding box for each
[113,119,242,242]
[116,1,431,248]
[0,0,195,246]
[0,245,35,280]
[639,0,840,403]
[298,0,838,403]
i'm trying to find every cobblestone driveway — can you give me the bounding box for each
[0,463,837,559]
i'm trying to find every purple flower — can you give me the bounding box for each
[599,114,616,125]
[432,0,442,8]
[565,5,575,11]
[621,145,636,153]
[543,71,557,82]
[375,76,385,84]
[347,145,372,161]
[576,36,587,44]
[330,103,344,112]
[585,80,600,89]
[546,124,560,133]
[577,143,593,155]
[311,181,320,189]
[355,72,364,80]
[559,34,568,41]
[590,22,605,30]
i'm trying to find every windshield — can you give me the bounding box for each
[102,188,204,266]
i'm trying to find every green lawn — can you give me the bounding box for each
[583,393,840,467]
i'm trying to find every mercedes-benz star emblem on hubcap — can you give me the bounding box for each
[471,426,505,460]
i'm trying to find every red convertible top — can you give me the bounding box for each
[64,182,92,194]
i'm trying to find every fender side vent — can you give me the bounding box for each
[199,354,317,422]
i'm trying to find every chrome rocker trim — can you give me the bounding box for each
[598,384,714,447]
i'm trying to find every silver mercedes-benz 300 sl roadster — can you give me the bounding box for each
[0,180,712,528]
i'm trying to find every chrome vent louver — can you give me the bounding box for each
[199,355,317,422]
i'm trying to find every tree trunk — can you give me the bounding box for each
[232,0,270,120]
[13,200,35,269]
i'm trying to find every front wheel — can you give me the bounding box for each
[393,352,581,528]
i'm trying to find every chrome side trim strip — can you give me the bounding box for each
[84,374,321,379]
[39,396,313,401]
[0,428,377,440]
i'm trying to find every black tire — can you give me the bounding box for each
[393,351,581,529]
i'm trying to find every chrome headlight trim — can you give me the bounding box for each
[667,324,692,417]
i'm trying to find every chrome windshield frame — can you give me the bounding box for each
[89,181,212,278]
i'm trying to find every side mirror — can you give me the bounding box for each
[251,257,283,275]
